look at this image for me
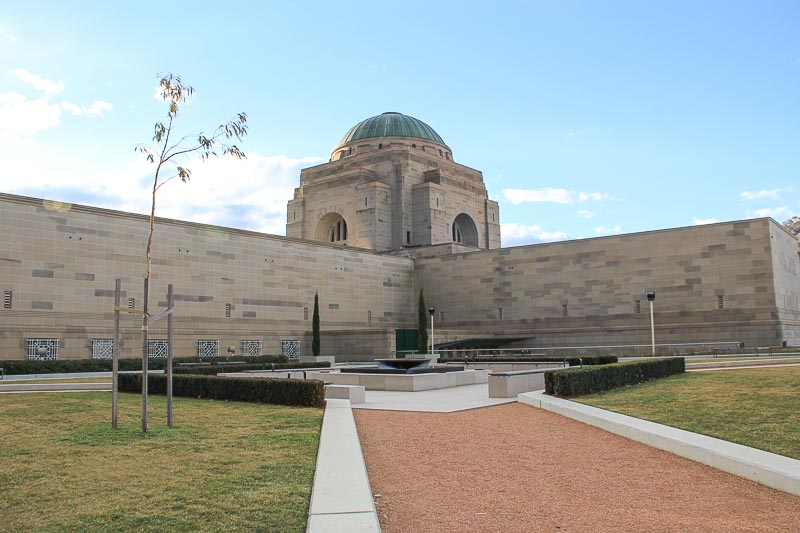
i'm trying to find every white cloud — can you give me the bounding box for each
[12,69,64,96]
[504,188,611,205]
[1,151,324,236]
[3,33,16,41]
[748,206,790,219]
[740,188,782,201]
[577,209,595,219]
[0,92,62,148]
[61,100,113,116]
[594,225,621,235]
[501,223,569,246]
[692,217,719,225]
[564,130,582,137]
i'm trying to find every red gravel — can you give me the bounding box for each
[354,403,800,532]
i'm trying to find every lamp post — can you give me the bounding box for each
[428,307,436,355]
[646,291,656,356]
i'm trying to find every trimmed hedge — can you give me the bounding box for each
[544,358,685,397]
[439,356,618,366]
[118,373,325,408]
[0,355,288,375]
[173,361,331,375]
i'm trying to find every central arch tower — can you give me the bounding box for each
[287,112,500,254]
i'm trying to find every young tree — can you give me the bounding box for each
[135,74,248,432]
[418,289,428,354]
[312,292,321,356]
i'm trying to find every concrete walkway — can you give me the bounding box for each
[352,383,515,413]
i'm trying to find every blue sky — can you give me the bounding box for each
[1,1,798,246]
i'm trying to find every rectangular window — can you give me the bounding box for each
[281,340,299,359]
[91,339,114,359]
[440,311,444,322]
[197,339,220,358]
[717,294,724,310]
[406,231,411,244]
[562,303,568,317]
[304,307,309,320]
[368,310,372,324]
[241,340,262,357]
[497,308,503,320]
[26,338,58,360]
[3,290,11,309]
[635,300,641,314]
[224,303,231,318]
[128,298,135,309]
[147,339,169,358]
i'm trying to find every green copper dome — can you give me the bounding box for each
[338,112,448,147]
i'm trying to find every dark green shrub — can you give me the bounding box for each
[544,358,685,397]
[173,361,331,375]
[0,355,288,375]
[438,356,618,366]
[118,373,325,408]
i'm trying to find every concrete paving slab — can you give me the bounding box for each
[519,391,800,497]
[307,399,380,532]
[352,383,517,413]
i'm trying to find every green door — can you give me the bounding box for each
[395,329,418,357]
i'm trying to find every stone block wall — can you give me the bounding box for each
[0,193,415,360]
[415,219,800,348]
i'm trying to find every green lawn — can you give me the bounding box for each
[577,366,800,460]
[0,392,322,532]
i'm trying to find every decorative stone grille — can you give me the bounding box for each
[26,338,58,360]
[147,339,168,358]
[197,339,219,358]
[241,340,262,357]
[91,339,114,359]
[281,340,299,359]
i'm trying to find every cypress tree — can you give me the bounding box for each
[312,292,321,356]
[418,289,428,354]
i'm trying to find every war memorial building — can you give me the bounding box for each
[1,112,799,361]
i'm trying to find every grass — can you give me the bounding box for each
[0,392,322,532]
[576,366,800,460]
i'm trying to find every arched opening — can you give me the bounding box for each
[315,213,349,244]
[452,213,478,246]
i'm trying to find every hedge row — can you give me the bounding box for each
[173,361,331,375]
[544,358,685,397]
[118,373,325,408]
[439,356,618,366]
[0,355,288,375]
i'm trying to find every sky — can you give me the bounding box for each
[1,1,799,246]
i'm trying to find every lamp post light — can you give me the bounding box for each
[428,307,436,356]
[646,291,656,356]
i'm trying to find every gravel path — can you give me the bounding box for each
[354,403,800,532]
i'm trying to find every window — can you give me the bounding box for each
[197,339,220,358]
[378,143,383,149]
[635,300,641,314]
[148,339,168,358]
[224,303,231,318]
[304,307,309,320]
[128,298,135,309]
[91,339,114,359]
[27,338,58,360]
[497,308,503,320]
[241,340,262,357]
[281,340,299,359]
[439,149,443,157]
[329,219,348,242]
[439,311,444,322]
[406,231,411,244]
[562,303,568,317]
[3,290,11,309]
[368,310,372,324]
[717,294,724,310]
